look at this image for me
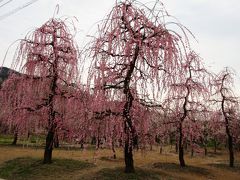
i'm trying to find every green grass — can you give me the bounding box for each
[0,135,13,145]
[0,134,46,146]
[0,157,95,180]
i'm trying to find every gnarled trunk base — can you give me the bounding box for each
[228,135,234,167]
[124,141,135,173]
[179,145,186,167]
[43,131,54,164]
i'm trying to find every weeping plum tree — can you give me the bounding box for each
[0,67,21,143]
[0,74,27,144]
[1,18,79,163]
[165,52,210,167]
[212,68,239,167]
[85,0,190,173]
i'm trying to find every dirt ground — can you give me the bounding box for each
[0,145,239,180]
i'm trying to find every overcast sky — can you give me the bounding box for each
[0,0,239,94]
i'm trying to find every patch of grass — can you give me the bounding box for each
[0,134,46,146]
[206,151,223,157]
[93,167,168,180]
[0,157,95,180]
[153,162,211,176]
[0,135,13,145]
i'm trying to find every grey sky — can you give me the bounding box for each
[0,0,239,94]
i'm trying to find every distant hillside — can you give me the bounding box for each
[0,67,19,87]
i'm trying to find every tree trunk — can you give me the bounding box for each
[12,132,18,145]
[224,115,234,167]
[227,134,234,167]
[160,146,163,154]
[122,45,139,173]
[112,141,116,159]
[43,60,57,163]
[43,130,54,164]
[221,93,235,167]
[179,123,186,167]
[175,140,178,153]
[80,141,84,149]
[54,134,59,148]
[124,140,134,173]
[97,137,100,149]
[184,141,188,151]
[133,134,139,150]
[170,135,173,150]
[91,136,96,145]
[191,148,194,158]
[179,145,185,167]
[204,146,207,156]
[150,144,153,151]
[214,139,217,154]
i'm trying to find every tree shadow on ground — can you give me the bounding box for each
[153,162,211,177]
[93,167,171,180]
[0,157,94,180]
[208,160,240,173]
[99,156,124,162]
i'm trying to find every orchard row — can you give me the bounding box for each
[0,0,239,173]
